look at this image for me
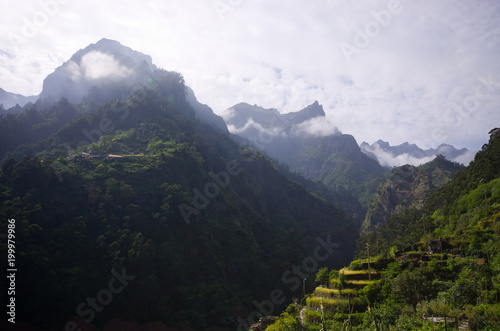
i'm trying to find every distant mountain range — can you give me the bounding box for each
[0,87,37,109]
[360,140,474,168]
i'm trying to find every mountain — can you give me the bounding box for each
[0,39,227,160]
[270,127,500,330]
[223,101,340,139]
[223,102,387,210]
[360,139,474,168]
[185,86,228,133]
[39,38,157,104]
[0,87,38,109]
[0,41,357,330]
[361,155,465,231]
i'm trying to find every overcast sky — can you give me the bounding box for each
[1,0,499,151]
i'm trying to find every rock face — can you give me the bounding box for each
[362,155,465,231]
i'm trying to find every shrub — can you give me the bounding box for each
[466,304,500,330]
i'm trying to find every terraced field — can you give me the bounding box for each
[304,263,382,322]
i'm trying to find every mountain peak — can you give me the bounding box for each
[77,38,155,69]
[282,101,326,124]
[95,37,121,46]
[39,38,157,103]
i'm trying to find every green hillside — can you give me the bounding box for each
[0,70,357,330]
[362,156,465,232]
[265,127,500,331]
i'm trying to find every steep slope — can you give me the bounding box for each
[267,133,387,209]
[185,86,228,133]
[269,127,500,331]
[0,66,357,330]
[223,102,387,209]
[362,155,465,231]
[360,127,500,253]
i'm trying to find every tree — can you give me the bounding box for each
[392,268,434,310]
[267,304,305,331]
[337,271,346,295]
[316,267,330,287]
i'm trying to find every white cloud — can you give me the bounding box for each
[66,60,82,81]
[292,117,340,137]
[366,143,436,168]
[65,51,132,81]
[452,150,476,166]
[227,118,285,137]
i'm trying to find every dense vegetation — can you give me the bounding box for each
[362,156,465,232]
[266,127,500,330]
[2,41,498,330]
[0,70,357,330]
[266,134,388,210]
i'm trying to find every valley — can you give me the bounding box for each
[0,39,498,331]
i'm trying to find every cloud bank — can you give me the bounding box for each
[365,144,436,168]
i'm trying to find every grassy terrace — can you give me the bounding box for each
[314,287,357,296]
[306,296,368,313]
[304,261,383,321]
[329,278,379,289]
[339,268,378,276]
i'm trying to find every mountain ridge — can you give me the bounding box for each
[224,101,386,218]
[0,47,357,329]
[360,139,474,167]
[0,87,38,109]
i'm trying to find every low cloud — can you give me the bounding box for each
[292,117,340,137]
[452,150,476,166]
[227,118,285,137]
[368,144,435,168]
[227,115,340,141]
[363,143,476,168]
[66,51,132,81]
